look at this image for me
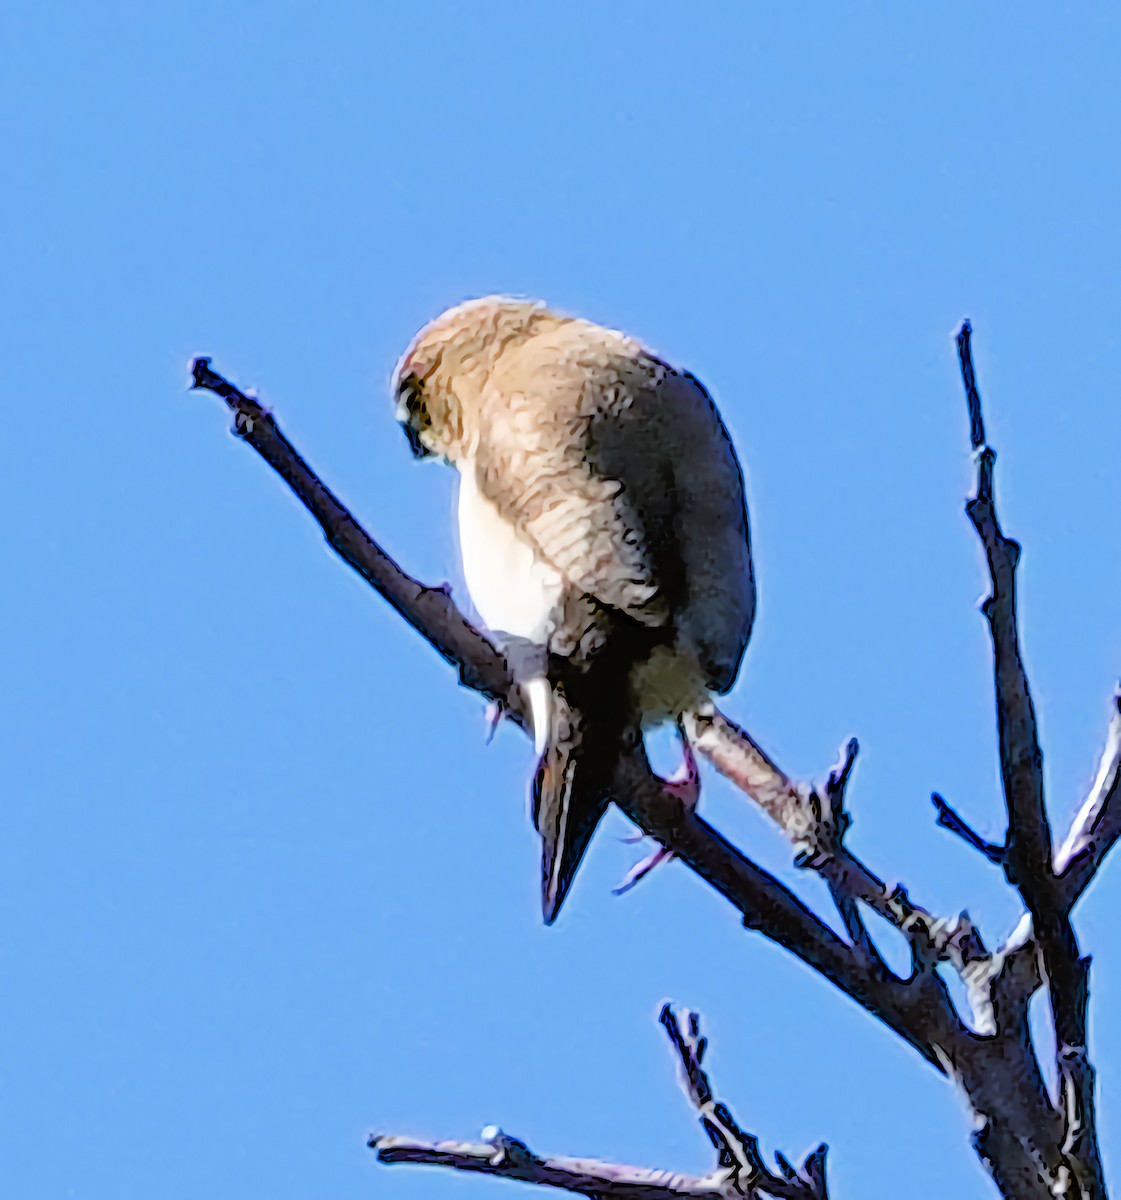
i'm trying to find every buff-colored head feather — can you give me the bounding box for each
[393,296,565,461]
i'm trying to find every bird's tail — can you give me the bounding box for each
[532,683,628,925]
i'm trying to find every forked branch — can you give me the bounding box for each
[191,328,1118,1200]
[369,1005,828,1200]
[659,1004,828,1200]
[189,356,963,1068]
[953,321,1106,1200]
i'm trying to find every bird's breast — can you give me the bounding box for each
[456,462,565,644]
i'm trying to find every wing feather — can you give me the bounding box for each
[475,322,676,626]
[474,321,755,691]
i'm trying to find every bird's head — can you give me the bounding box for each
[392,296,559,463]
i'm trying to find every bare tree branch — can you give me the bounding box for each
[369,1005,830,1200]
[189,358,518,713]
[958,340,1052,897]
[931,792,1005,864]
[191,338,1115,1199]
[1055,689,1121,898]
[975,690,1121,1031]
[371,1130,728,1200]
[616,756,950,1062]
[687,710,984,977]
[967,688,1121,1043]
[818,739,886,972]
[659,1004,828,1200]
[954,321,1106,1200]
[189,356,965,1071]
[198,351,972,998]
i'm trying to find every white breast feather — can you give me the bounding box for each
[457,462,563,753]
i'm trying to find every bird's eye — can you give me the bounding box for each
[396,373,428,422]
[396,372,433,459]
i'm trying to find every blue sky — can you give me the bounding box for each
[2,3,1119,1197]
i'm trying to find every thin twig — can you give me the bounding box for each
[957,317,987,450]
[370,1007,832,1200]
[659,1004,828,1200]
[817,739,889,974]
[931,793,1005,864]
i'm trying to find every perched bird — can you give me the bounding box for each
[392,297,755,923]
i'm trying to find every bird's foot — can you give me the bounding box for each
[613,845,675,895]
[613,729,700,895]
[483,700,511,744]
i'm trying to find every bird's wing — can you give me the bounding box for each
[647,368,756,694]
[477,323,755,691]
[474,323,679,627]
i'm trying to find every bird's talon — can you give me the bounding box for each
[613,845,675,896]
[483,701,507,744]
[614,731,699,894]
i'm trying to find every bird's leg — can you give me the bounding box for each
[483,700,507,744]
[613,723,700,896]
[663,725,701,802]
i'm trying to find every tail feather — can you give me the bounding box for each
[532,690,619,925]
[534,747,607,925]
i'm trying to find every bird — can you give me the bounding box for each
[392,297,755,923]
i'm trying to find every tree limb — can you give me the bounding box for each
[954,321,1105,1200]
[1055,688,1121,899]
[190,357,970,1069]
[687,710,985,977]
[189,359,517,711]
[190,342,1114,1199]
[617,755,957,1063]
[976,692,1121,1025]
[370,1006,829,1200]
[371,1130,729,1200]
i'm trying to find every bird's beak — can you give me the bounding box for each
[402,420,432,460]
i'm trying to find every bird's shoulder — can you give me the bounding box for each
[483,319,664,428]
[468,321,674,624]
